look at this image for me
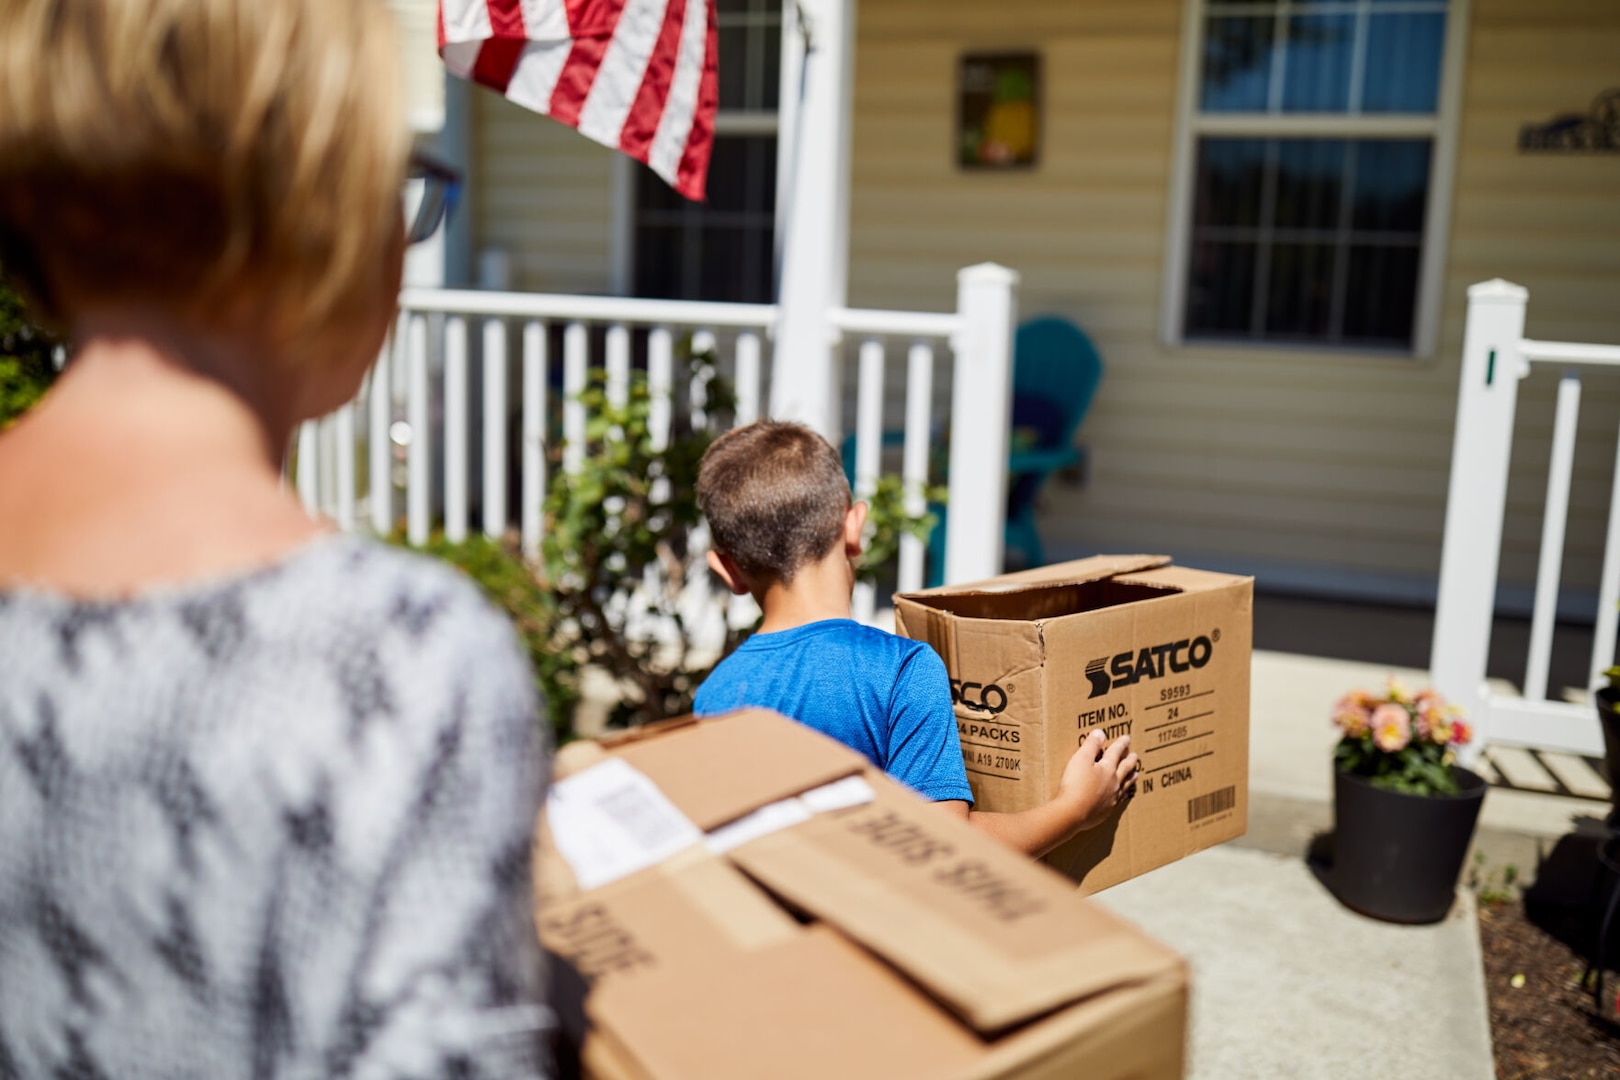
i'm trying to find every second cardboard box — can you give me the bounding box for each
[894,555,1252,893]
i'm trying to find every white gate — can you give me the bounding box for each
[1432,279,1620,759]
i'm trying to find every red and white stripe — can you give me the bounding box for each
[439,0,717,201]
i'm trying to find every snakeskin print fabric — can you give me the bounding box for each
[0,535,551,1079]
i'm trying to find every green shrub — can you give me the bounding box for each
[0,276,58,428]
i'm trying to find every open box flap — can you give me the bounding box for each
[726,777,1185,1034]
[609,710,868,831]
[898,555,1172,600]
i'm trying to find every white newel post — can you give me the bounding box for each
[769,0,855,438]
[945,263,1019,586]
[1431,279,1529,763]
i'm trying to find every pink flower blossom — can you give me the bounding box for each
[1371,703,1412,752]
[1421,706,1453,745]
[1449,718,1474,748]
[1333,697,1373,738]
[1414,689,1446,712]
[1346,688,1380,711]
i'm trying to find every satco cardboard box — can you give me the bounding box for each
[894,555,1253,894]
[535,709,1188,1080]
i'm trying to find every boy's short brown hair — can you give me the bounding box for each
[697,421,851,585]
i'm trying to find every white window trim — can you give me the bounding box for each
[1158,0,1471,359]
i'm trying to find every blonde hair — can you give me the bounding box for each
[0,0,410,352]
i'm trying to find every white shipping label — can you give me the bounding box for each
[703,799,815,854]
[798,775,876,814]
[703,776,876,854]
[545,758,703,890]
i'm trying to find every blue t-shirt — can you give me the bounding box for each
[693,619,974,804]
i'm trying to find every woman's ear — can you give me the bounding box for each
[707,549,752,596]
[844,501,869,557]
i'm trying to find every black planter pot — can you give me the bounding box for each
[1328,766,1486,924]
[1596,685,1620,826]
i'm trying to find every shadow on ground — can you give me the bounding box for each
[1523,821,1620,966]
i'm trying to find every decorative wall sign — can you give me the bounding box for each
[1519,89,1620,152]
[958,52,1041,169]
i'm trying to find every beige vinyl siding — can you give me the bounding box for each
[472,91,618,294]
[387,0,446,131]
[849,0,1620,594]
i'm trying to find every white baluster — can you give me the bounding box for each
[483,319,508,540]
[295,421,318,515]
[854,338,884,501]
[1524,372,1581,702]
[406,314,431,546]
[369,341,393,536]
[521,321,547,560]
[736,331,762,426]
[899,342,935,594]
[690,330,717,428]
[852,338,885,625]
[334,403,356,532]
[444,316,469,544]
[648,327,674,453]
[606,323,631,409]
[563,322,588,474]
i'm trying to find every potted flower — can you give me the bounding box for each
[1326,680,1484,924]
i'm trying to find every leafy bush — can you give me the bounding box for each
[0,276,58,428]
[536,345,740,727]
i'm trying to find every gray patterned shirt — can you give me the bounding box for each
[0,535,551,1079]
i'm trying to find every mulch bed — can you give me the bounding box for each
[1479,897,1620,1079]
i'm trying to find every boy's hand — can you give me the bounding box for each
[1056,729,1139,832]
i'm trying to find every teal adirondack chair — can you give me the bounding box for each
[843,315,1103,585]
[1003,316,1104,570]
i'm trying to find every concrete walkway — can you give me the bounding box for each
[1096,845,1495,1080]
[1085,647,1611,1080]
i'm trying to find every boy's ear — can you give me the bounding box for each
[844,502,868,557]
[707,549,752,596]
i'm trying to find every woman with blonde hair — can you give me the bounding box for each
[0,1,550,1076]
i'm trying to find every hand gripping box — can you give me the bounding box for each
[535,709,1189,1080]
[894,556,1253,893]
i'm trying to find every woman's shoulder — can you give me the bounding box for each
[266,535,533,680]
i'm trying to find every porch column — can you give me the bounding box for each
[770,0,856,438]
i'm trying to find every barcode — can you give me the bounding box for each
[1187,786,1236,823]
[596,785,691,850]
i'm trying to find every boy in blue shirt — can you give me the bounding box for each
[694,421,1138,856]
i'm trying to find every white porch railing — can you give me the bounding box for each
[1432,279,1620,759]
[291,263,1018,605]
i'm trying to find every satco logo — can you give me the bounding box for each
[1085,635,1216,699]
[950,679,1008,715]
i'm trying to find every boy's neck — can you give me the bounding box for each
[755,549,856,634]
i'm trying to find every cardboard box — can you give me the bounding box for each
[894,556,1252,893]
[536,709,1188,1080]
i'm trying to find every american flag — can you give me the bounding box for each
[438,0,718,201]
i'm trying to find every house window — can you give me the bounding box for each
[1169,0,1457,352]
[633,0,780,303]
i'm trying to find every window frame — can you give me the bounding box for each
[1158,0,1472,358]
[612,1,782,300]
